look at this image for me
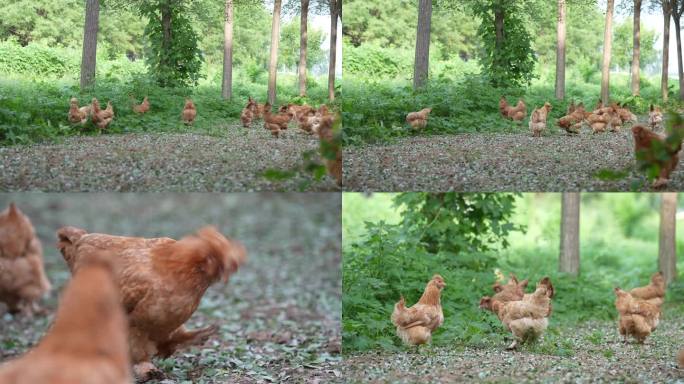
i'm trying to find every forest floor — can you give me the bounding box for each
[0,194,341,384]
[343,128,682,192]
[0,125,337,192]
[340,311,684,383]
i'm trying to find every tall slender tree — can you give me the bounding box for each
[299,0,310,96]
[268,0,283,105]
[80,0,100,90]
[328,0,341,101]
[413,0,432,90]
[631,0,642,95]
[600,0,615,106]
[559,193,580,277]
[659,193,677,283]
[662,0,672,101]
[555,0,566,99]
[221,0,234,100]
[671,0,684,100]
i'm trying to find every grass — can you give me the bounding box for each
[0,193,342,383]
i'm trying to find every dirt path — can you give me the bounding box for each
[343,130,684,191]
[0,194,341,383]
[340,314,684,383]
[0,126,338,192]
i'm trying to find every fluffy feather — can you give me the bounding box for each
[391,275,446,346]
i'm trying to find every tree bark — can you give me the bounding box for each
[79,0,99,90]
[672,1,684,100]
[298,0,309,97]
[662,1,672,102]
[413,0,432,90]
[268,0,283,105]
[161,2,172,53]
[658,192,677,284]
[600,0,615,106]
[559,193,580,276]
[328,0,339,101]
[631,0,641,95]
[555,0,566,99]
[221,0,234,100]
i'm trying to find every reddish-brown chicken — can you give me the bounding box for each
[263,102,292,138]
[68,97,91,125]
[0,250,131,384]
[56,226,247,381]
[0,203,51,315]
[241,97,257,128]
[629,272,666,307]
[91,98,114,131]
[406,108,432,130]
[499,97,527,121]
[316,111,342,186]
[614,287,660,344]
[649,104,664,132]
[529,102,552,137]
[133,96,150,114]
[391,275,446,345]
[181,99,197,125]
[632,124,682,188]
[558,102,586,134]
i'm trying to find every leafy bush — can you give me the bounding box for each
[0,41,79,77]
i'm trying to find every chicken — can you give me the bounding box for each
[629,272,666,307]
[181,99,197,125]
[0,203,51,315]
[391,274,446,346]
[632,124,682,188]
[133,96,150,114]
[558,102,586,134]
[497,280,552,349]
[406,108,432,130]
[91,98,114,131]
[316,110,342,186]
[649,104,664,132]
[0,249,131,384]
[614,287,660,344]
[499,97,526,121]
[56,226,247,381]
[491,274,528,303]
[241,97,257,128]
[587,109,610,134]
[68,97,91,125]
[263,102,292,138]
[296,107,317,134]
[529,102,552,137]
[616,104,637,126]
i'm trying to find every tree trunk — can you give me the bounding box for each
[268,0,283,105]
[555,0,566,99]
[631,0,641,95]
[79,0,99,90]
[600,0,615,106]
[658,193,677,284]
[413,0,432,90]
[559,193,580,276]
[328,0,339,101]
[221,0,234,100]
[298,0,309,97]
[662,1,672,102]
[674,11,684,100]
[161,2,172,54]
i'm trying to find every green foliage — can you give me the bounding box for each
[139,1,204,87]
[0,41,78,77]
[343,193,684,354]
[612,19,659,71]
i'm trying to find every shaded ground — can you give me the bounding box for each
[343,129,683,192]
[340,310,684,383]
[0,126,337,192]
[0,194,341,383]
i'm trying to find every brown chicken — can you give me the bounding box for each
[0,203,51,315]
[614,287,660,344]
[0,250,132,384]
[181,98,197,125]
[91,98,115,131]
[632,124,682,188]
[241,97,257,128]
[586,110,610,134]
[316,111,342,187]
[498,280,552,349]
[56,226,247,381]
[391,275,446,346]
[629,272,666,307]
[558,102,586,134]
[529,102,552,137]
[649,104,664,132]
[499,97,527,121]
[406,108,432,130]
[296,108,317,134]
[68,97,91,125]
[133,96,150,114]
[480,274,529,322]
[263,102,292,138]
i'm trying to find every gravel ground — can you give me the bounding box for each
[0,127,338,192]
[0,194,341,383]
[343,129,683,192]
[340,310,684,384]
